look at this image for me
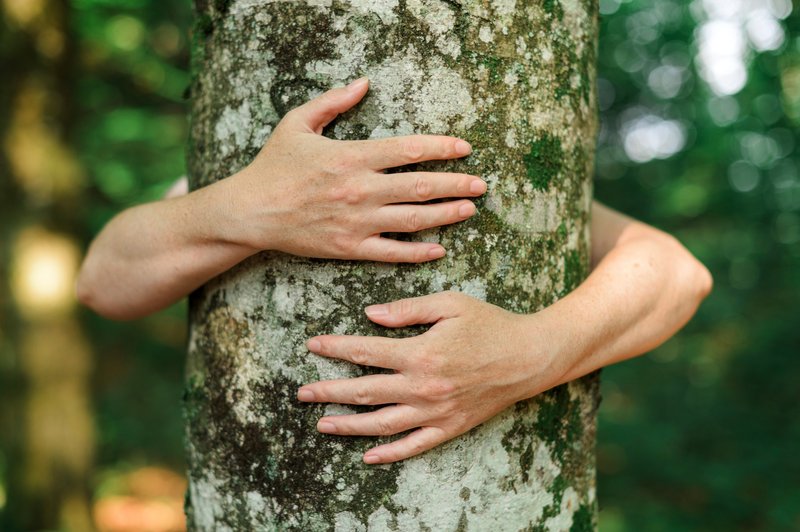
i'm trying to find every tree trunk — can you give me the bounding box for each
[186,1,600,530]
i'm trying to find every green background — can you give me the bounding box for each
[0,0,798,530]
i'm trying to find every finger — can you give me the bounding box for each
[364,291,466,327]
[353,135,472,170]
[354,236,446,263]
[306,334,407,370]
[316,404,423,436]
[374,201,476,234]
[363,426,449,464]
[377,172,487,203]
[283,78,369,134]
[297,374,413,406]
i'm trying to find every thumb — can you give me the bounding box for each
[365,291,465,328]
[284,77,369,134]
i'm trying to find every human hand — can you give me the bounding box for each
[297,291,562,464]
[216,78,486,262]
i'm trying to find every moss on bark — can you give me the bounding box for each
[186,0,600,529]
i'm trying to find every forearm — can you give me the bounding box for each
[526,226,712,390]
[76,181,255,320]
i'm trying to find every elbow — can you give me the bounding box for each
[694,258,713,301]
[75,262,101,312]
[669,235,713,308]
[76,262,137,321]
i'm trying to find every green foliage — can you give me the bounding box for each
[74,0,193,468]
[595,1,800,530]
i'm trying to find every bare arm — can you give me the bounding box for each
[549,201,713,384]
[297,201,713,463]
[77,79,486,320]
[76,181,254,320]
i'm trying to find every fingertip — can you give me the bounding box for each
[307,338,322,352]
[365,304,389,318]
[297,388,315,402]
[364,453,382,464]
[428,246,446,260]
[455,139,472,157]
[469,179,487,195]
[317,420,336,433]
[346,76,369,94]
[458,202,476,218]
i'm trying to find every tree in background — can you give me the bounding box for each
[185,0,599,529]
[0,0,94,529]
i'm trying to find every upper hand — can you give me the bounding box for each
[218,78,486,263]
[297,291,561,464]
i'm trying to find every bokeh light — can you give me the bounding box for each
[11,228,80,319]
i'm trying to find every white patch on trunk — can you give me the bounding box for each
[189,473,231,531]
[364,410,563,530]
[365,47,476,135]
[544,486,581,532]
[479,25,494,43]
[215,102,252,156]
[345,0,399,24]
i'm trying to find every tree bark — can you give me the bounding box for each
[186,0,600,530]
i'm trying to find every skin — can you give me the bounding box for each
[78,78,713,464]
[298,204,713,464]
[77,79,486,320]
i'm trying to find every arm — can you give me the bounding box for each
[297,201,712,464]
[77,78,486,320]
[551,201,713,384]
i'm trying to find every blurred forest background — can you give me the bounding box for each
[0,0,798,530]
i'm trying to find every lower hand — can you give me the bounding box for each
[297,291,561,464]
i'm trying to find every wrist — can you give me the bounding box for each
[185,175,262,258]
[515,298,589,398]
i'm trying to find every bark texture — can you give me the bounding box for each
[186,0,600,530]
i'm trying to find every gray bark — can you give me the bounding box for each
[186,0,600,530]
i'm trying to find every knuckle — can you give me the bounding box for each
[413,176,432,200]
[329,182,363,204]
[457,176,472,195]
[402,139,425,162]
[425,353,446,374]
[452,409,471,432]
[381,246,401,262]
[423,379,456,400]
[324,156,352,178]
[404,210,422,232]
[407,440,426,456]
[397,298,415,317]
[330,233,356,256]
[349,343,370,366]
[283,107,299,121]
[353,387,372,405]
[375,418,396,436]
[441,290,461,303]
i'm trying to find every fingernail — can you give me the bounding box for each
[364,454,381,464]
[459,202,476,217]
[428,246,446,259]
[297,389,315,401]
[455,140,472,156]
[365,304,389,317]
[347,77,368,92]
[317,421,336,433]
[307,339,321,352]
[469,179,487,194]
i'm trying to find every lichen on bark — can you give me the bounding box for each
[186,0,600,530]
